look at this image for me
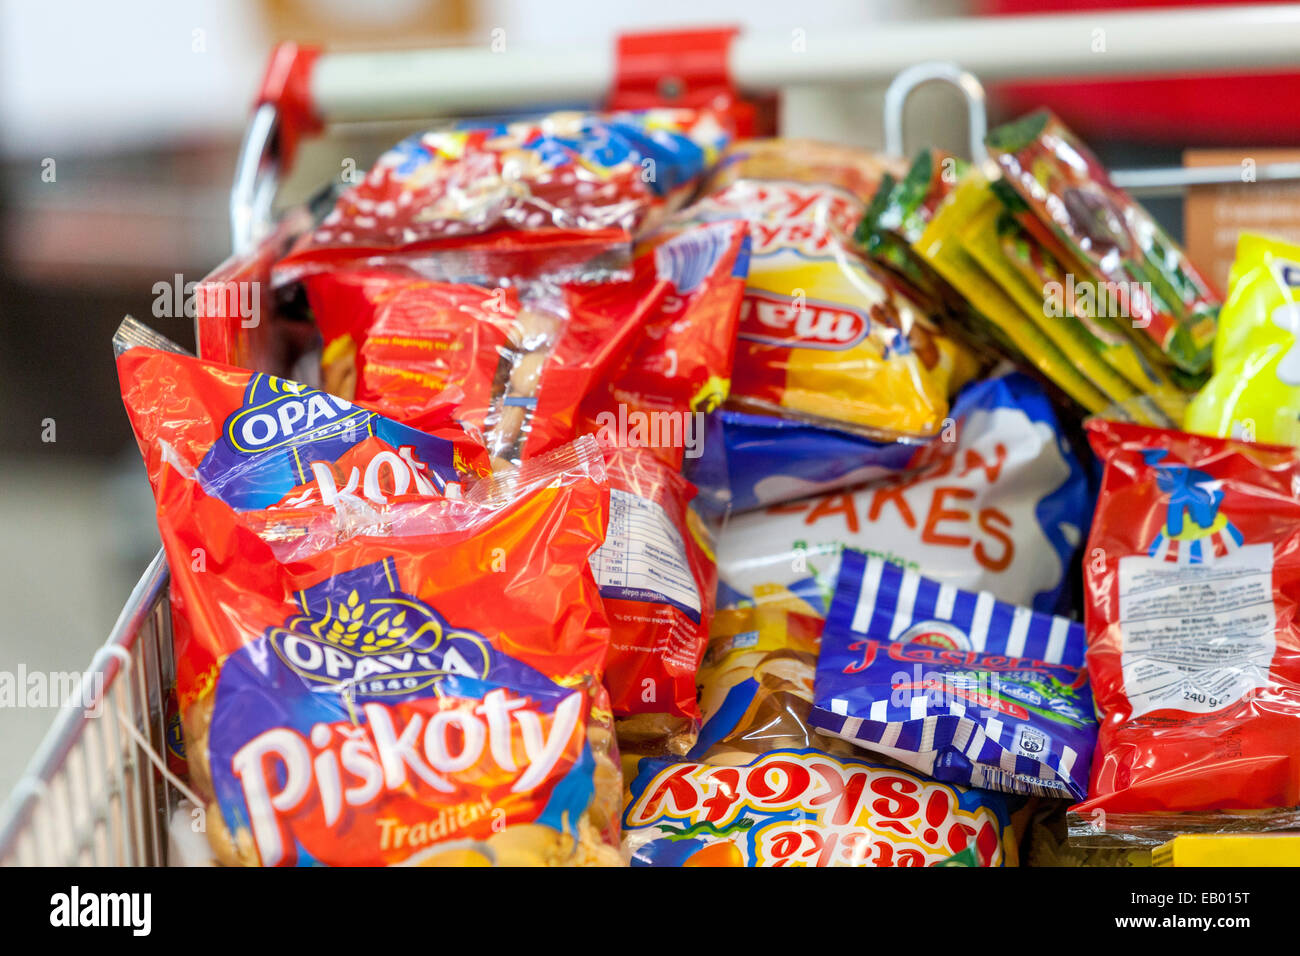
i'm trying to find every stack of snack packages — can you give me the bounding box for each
[860,112,1218,424]
[120,101,1300,868]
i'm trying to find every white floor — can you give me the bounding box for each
[0,458,158,802]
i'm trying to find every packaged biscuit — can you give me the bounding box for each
[118,321,623,867]
[581,220,750,470]
[915,176,1114,415]
[307,273,520,444]
[715,372,1090,615]
[856,149,968,299]
[113,317,488,512]
[307,271,645,467]
[680,139,977,440]
[621,604,1019,866]
[985,110,1219,376]
[308,221,746,467]
[915,172,1188,426]
[1072,421,1300,845]
[960,199,1174,409]
[592,447,716,757]
[275,108,732,286]
[1185,233,1300,446]
[811,550,1096,801]
[578,221,749,756]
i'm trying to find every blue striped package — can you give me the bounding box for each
[810,549,1097,800]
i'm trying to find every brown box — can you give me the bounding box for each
[1184,147,1300,296]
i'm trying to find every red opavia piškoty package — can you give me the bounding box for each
[116,320,624,866]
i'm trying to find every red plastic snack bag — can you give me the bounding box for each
[591,446,717,756]
[308,221,749,471]
[116,321,622,866]
[310,271,654,467]
[581,220,750,470]
[275,109,732,286]
[577,221,749,753]
[679,139,975,440]
[307,269,652,467]
[1072,420,1300,845]
[309,273,518,445]
[114,318,488,512]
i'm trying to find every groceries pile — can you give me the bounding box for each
[115,104,1300,866]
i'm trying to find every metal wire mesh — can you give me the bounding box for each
[0,551,179,866]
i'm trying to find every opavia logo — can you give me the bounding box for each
[224,373,370,454]
[1141,448,1243,565]
[50,887,150,936]
[624,749,1004,867]
[738,290,868,350]
[266,560,494,697]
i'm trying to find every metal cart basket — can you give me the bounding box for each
[4,3,1300,866]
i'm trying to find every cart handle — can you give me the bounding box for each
[883,62,993,174]
[233,4,1300,252]
[303,3,1300,123]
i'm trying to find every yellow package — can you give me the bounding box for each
[1186,232,1300,445]
[960,201,1141,407]
[916,176,1111,414]
[685,140,977,440]
[1153,833,1300,867]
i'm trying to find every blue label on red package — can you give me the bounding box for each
[196,372,462,511]
[206,559,596,866]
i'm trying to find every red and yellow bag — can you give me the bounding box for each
[115,321,622,866]
[1074,420,1300,844]
[679,139,977,439]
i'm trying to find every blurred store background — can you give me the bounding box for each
[2,0,1299,796]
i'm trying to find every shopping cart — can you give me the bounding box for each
[4,4,1300,866]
